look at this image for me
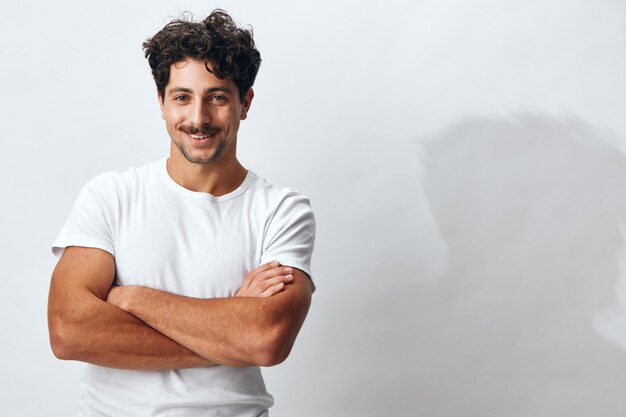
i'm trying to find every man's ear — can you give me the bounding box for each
[240,88,254,121]
[158,91,165,120]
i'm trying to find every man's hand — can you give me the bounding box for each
[235,261,294,298]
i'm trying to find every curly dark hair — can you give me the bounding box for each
[143,10,261,102]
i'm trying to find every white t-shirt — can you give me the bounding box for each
[52,158,316,417]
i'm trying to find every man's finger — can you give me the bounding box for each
[242,261,281,288]
[260,282,286,298]
[258,274,294,291]
[256,266,292,282]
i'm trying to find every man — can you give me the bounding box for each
[47,10,315,417]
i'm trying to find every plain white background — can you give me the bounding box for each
[2,0,626,415]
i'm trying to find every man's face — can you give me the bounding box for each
[159,59,252,165]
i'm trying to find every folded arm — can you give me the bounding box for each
[107,267,312,367]
[47,246,305,370]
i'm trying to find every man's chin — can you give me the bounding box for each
[184,154,220,165]
[181,148,223,165]
[173,140,229,165]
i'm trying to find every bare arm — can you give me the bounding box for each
[107,268,313,367]
[47,246,214,370]
[48,246,296,370]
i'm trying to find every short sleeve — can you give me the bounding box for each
[261,191,316,290]
[52,175,116,258]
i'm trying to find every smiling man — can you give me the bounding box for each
[47,10,315,417]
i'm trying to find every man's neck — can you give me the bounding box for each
[166,154,248,196]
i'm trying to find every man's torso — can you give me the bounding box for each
[54,158,315,417]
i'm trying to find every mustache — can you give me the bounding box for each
[179,124,220,136]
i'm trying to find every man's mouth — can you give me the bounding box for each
[180,126,220,145]
[189,133,211,139]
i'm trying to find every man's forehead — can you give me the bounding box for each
[165,59,237,94]
[171,58,209,69]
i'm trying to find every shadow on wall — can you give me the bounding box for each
[415,115,626,417]
[289,115,626,417]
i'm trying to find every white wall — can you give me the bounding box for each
[2,0,625,415]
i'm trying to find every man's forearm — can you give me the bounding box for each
[49,288,214,370]
[109,271,312,367]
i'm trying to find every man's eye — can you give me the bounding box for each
[212,95,226,103]
[174,96,188,102]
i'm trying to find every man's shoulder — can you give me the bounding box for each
[84,159,165,195]
[247,173,313,214]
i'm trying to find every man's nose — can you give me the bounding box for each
[191,100,211,125]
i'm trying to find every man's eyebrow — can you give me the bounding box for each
[167,87,193,95]
[204,86,234,95]
[167,86,234,95]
